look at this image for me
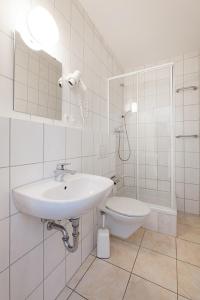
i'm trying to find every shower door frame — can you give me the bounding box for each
[108,62,175,209]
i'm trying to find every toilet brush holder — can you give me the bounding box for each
[97,212,110,259]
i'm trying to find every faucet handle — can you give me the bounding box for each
[56,163,71,170]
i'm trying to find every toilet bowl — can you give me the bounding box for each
[100,196,151,239]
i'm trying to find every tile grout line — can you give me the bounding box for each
[131,272,178,296]
[175,236,178,300]
[8,118,11,300]
[122,229,146,300]
[42,220,45,300]
[140,244,177,260]
[66,255,96,299]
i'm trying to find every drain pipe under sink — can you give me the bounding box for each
[46,218,80,253]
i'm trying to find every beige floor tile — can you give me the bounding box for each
[142,230,176,258]
[177,224,200,244]
[133,248,177,293]
[124,275,177,300]
[104,237,139,271]
[127,227,145,246]
[177,212,200,228]
[178,297,189,300]
[76,258,130,300]
[68,292,85,300]
[178,260,200,300]
[67,255,95,289]
[177,239,200,268]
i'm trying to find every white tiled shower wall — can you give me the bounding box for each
[174,53,200,214]
[0,0,122,299]
[110,53,200,215]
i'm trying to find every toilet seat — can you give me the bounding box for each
[105,197,150,217]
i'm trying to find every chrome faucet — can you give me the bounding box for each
[54,163,76,182]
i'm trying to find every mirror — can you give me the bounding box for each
[14,31,62,120]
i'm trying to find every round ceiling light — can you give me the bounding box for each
[17,6,59,51]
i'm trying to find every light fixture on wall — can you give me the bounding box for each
[131,102,137,113]
[123,101,137,116]
[16,6,59,51]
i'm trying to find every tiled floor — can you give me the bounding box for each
[57,212,200,300]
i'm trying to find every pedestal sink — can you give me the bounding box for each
[13,173,113,220]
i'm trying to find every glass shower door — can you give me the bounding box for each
[137,66,173,207]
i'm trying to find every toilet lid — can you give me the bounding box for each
[106,197,150,217]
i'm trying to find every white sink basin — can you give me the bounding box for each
[13,173,113,220]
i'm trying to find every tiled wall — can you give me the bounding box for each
[110,52,200,215]
[174,53,200,214]
[122,67,172,208]
[1,117,117,300]
[0,0,122,299]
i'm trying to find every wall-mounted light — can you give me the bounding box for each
[131,102,137,113]
[17,6,59,51]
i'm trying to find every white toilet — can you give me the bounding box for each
[100,196,151,239]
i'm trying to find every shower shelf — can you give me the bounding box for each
[176,86,198,93]
[176,135,198,138]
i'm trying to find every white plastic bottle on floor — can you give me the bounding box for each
[97,213,110,259]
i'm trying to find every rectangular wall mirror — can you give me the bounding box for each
[14,31,62,120]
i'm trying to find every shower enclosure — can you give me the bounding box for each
[108,63,176,234]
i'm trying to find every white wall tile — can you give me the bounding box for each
[184,105,199,121]
[10,244,43,300]
[71,2,84,36]
[10,163,43,214]
[184,121,199,135]
[0,117,9,167]
[0,32,13,78]
[185,184,199,201]
[44,232,65,277]
[185,152,199,169]
[176,182,184,199]
[184,57,199,74]
[185,199,199,214]
[175,167,184,183]
[82,156,94,174]
[82,231,93,261]
[0,168,9,220]
[177,197,184,212]
[44,261,66,300]
[0,0,122,298]
[0,76,13,116]
[185,168,199,184]
[56,287,72,300]
[27,284,43,300]
[44,124,65,161]
[0,269,9,300]
[66,128,82,158]
[11,119,43,165]
[0,218,9,272]
[82,131,94,156]
[81,210,94,239]
[66,245,82,283]
[10,213,43,263]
